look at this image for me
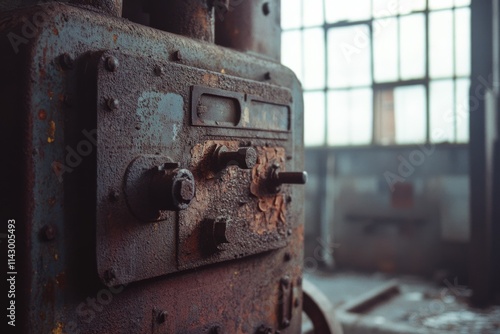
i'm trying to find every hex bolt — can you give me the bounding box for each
[215,145,257,170]
[150,167,196,211]
[284,252,291,262]
[59,53,74,70]
[105,56,119,72]
[41,225,56,241]
[281,319,290,328]
[156,310,167,324]
[106,98,119,111]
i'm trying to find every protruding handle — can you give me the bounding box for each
[268,164,308,192]
[215,145,257,169]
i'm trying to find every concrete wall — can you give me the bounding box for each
[304,144,469,279]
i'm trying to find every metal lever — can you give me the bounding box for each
[214,145,257,169]
[268,163,307,193]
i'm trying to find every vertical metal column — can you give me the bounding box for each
[215,0,281,61]
[148,0,215,42]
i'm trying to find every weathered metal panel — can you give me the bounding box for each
[0,2,305,333]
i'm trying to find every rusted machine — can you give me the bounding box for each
[0,0,315,333]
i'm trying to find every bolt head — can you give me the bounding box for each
[239,147,257,169]
[105,56,119,72]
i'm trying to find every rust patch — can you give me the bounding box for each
[189,141,287,235]
[250,146,287,234]
[47,120,56,143]
[52,27,59,35]
[51,322,64,334]
[202,72,219,86]
[38,109,47,120]
[113,34,118,43]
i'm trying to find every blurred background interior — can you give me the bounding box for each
[280,0,500,333]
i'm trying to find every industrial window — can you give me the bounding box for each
[281,0,471,147]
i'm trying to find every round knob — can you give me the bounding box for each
[150,168,195,211]
[215,145,257,169]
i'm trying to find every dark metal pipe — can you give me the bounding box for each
[215,0,281,61]
[148,0,215,42]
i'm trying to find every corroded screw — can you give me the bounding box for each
[105,56,119,72]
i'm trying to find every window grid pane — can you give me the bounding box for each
[282,0,470,146]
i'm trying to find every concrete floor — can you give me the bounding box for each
[304,270,500,334]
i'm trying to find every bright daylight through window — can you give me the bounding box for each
[281,0,471,147]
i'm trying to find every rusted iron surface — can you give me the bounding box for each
[148,0,215,42]
[215,0,281,61]
[0,1,304,332]
[70,0,123,17]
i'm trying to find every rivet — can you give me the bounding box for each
[41,224,56,241]
[109,190,119,202]
[104,269,116,283]
[154,65,164,76]
[173,50,183,61]
[106,98,119,111]
[157,310,167,324]
[59,53,74,70]
[264,72,271,80]
[105,56,119,72]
